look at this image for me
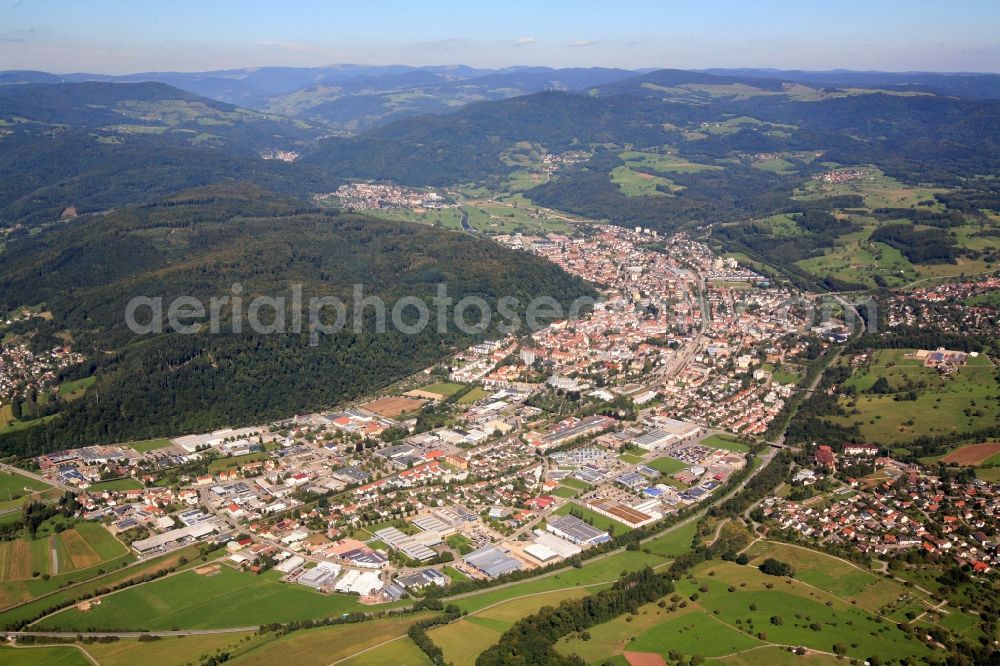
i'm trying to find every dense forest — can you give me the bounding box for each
[0,187,595,455]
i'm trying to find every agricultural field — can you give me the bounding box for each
[743,541,931,617]
[643,520,699,558]
[786,170,1000,288]
[229,613,436,666]
[0,522,126,582]
[453,548,665,615]
[0,645,91,666]
[829,349,1000,443]
[34,566,380,631]
[208,452,270,474]
[57,376,96,400]
[938,442,1000,466]
[554,557,934,664]
[78,632,256,666]
[0,469,55,513]
[610,165,676,197]
[619,150,722,174]
[0,544,192,625]
[432,587,595,666]
[339,637,432,666]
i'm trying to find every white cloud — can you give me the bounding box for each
[569,40,597,48]
[514,36,536,46]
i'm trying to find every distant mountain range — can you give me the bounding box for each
[5,65,999,134]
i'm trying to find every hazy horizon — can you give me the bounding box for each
[3,0,999,75]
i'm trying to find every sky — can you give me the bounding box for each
[2,0,999,74]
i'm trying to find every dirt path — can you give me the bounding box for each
[50,536,59,575]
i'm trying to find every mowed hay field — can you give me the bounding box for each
[36,567,374,631]
[80,632,256,666]
[829,350,1000,444]
[712,646,844,666]
[432,587,595,666]
[940,443,1000,466]
[5,523,127,580]
[339,636,432,666]
[744,541,930,617]
[229,613,435,666]
[556,558,932,664]
[0,539,33,580]
[0,645,92,666]
[59,529,103,570]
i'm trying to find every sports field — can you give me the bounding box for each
[125,438,173,453]
[553,502,633,533]
[415,382,466,398]
[647,456,688,475]
[362,395,428,417]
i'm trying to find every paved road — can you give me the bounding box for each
[460,209,475,234]
[3,627,258,639]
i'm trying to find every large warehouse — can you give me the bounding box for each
[464,545,524,577]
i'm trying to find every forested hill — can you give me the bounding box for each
[0,129,337,227]
[0,187,595,455]
[302,73,1000,191]
[0,81,336,227]
[0,81,320,150]
[298,90,680,185]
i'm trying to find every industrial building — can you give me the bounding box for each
[464,545,524,577]
[546,515,611,546]
[131,521,221,554]
[374,526,440,562]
